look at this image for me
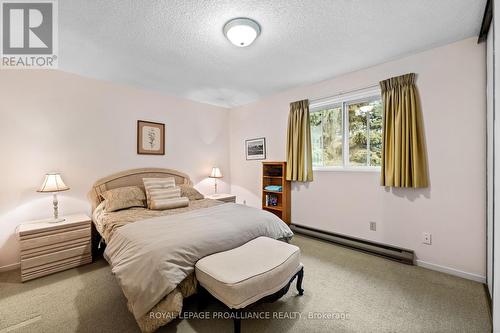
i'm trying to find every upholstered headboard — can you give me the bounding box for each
[88,168,192,213]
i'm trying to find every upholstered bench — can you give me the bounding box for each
[195,236,304,333]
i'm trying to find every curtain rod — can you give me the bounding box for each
[310,83,381,104]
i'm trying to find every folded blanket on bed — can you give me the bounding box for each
[104,203,293,319]
[264,185,282,192]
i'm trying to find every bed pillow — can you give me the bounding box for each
[148,187,181,209]
[101,186,146,212]
[148,187,181,201]
[143,177,176,190]
[180,184,204,201]
[143,177,177,208]
[150,196,189,210]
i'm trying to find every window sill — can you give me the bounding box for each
[313,166,381,173]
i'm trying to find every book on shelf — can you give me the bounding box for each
[265,193,278,207]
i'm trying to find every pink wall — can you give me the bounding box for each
[0,38,487,281]
[0,70,230,269]
[229,38,486,280]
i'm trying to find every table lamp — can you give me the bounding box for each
[37,173,70,223]
[209,167,222,194]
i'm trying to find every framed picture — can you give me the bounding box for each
[245,137,266,160]
[137,120,165,155]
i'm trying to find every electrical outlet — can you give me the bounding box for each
[243,200,247,205]
[369,222,376,231]
[422,232,432,245]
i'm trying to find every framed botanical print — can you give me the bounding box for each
[245,137,266,160]
[137,120,165,155]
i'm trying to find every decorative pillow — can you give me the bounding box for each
[180,184,204,201]
[149,187,181,201]
[143,177,176,190]
[150,196,189,210]
[101,186,146,212]
[143,177,176,208]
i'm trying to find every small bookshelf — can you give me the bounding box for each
[262,162,291,224]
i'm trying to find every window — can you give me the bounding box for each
[310,105,343,167]
[310,88,382,170]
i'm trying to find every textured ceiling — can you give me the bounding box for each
[59,0,486,108]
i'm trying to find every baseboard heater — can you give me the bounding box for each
[290,224,415,265]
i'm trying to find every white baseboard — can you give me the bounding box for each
[0,262,20,272]
[416,259,486,284]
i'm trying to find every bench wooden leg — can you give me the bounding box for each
[233,317,241,333]
[296,267,304,295]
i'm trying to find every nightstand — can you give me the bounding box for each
[206,193,236,203]
[18,214,92,282]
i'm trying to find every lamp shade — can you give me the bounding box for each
[38,173,70,193]
[209,167,222,178]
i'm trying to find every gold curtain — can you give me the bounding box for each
[380,73,428,188]
[286,99,313,182]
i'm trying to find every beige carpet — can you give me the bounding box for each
[0,235,491,332]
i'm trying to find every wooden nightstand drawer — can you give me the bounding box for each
[22,255,92,281]
[206,193,236,203]
[21,237,91,259]
[20,225,90,251]
[219,197,236,203]
[18,214,92,282]
[21,243,91,269]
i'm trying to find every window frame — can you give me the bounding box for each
[309,87,382,172]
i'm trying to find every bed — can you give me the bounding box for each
[88,168,293,332]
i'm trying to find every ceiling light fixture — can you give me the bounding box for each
[223,18,261,47]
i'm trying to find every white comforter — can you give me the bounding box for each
[104,203,293,319]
